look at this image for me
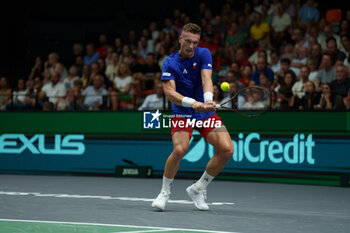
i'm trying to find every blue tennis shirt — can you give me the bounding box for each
[161,47,214,120]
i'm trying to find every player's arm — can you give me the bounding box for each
[162,80,207,113]
[199,48,216,111]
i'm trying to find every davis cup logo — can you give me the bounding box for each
[143,110,161,129]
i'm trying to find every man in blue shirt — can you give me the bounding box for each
[251,57,274,85]
[151,23,234,211]
[84,43,100,66]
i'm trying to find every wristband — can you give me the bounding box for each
[204,91,213,102]
[182,97,196,108]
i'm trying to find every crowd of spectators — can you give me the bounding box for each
[1,0,349,111]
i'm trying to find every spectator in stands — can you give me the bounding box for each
[235,48,251,68]
[5,78,27,110]
[162,18,177,34]
[157,45,168,69]
[74,55,84,77]
[292,66,309,107]
[292,28,308,51]
[239,65,253,88]
[105,51,119,81]
[40,71,66,107]
[58,79,84,111]
[82,74,108,110]
[80,65,91,89]
[250,12,270,43]
[316,83,334,110]
[63,65,80,90]
[224,70,244,90]
[127,29,138,53]
[269,50,281,74]
[297,0,319,28]
[339,20,350,38]
[249,40,271,65]
[220,82,245,110]
[149,21,159,42]
[271,3,291,46]
[84,43,100,66]
[315,53,336,86]
[299,80,321,110]
[28,57,44,81]
[307,58,319,83]
[251,57,274,85]
[73,43,84,57]
[97,58,106,74]
[112,62,134,109]
[26,76,43,110]
[281,43,297,61]
[326,37,347,66]
[137,36,155,61]
[310,43,323,68]
[138,81,168,111]
[225,21,245,60]
[134,53,161,97]
[258,70,272,90]
[44,52,68,82]
[243,88,265,109]
[319,24,344,51]
[291,47,308,75]
[96,34,109,59]
[331,64,350,109]
[114,37,123,56]
[276,70,296,108]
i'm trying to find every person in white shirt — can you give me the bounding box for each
[40,71,66,106]
[83,74,108,110]
[292,66,309,100]
[270,50,281,74]
[138,81,168,111]
[220,82,245,110]
[271,3,291,34]
[105,51,120,80]
[243,89,265,109]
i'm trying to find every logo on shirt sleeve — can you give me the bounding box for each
[162,72,171,77]
[208,64,212,67]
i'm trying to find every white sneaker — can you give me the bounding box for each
[186,184,209,211]
[151,191,170,211]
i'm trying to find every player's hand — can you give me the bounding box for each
[192,101,206,113]
[204,101,216,112]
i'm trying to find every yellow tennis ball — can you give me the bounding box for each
[221,82,230,91]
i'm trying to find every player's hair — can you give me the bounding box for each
[182,23,201,35]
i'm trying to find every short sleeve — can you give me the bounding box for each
[199,48,213,70]
[161,59,175,81]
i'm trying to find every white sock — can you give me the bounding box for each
[161,176,173,194]
[195,171,214,190]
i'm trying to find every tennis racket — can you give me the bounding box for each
[216,86,270,117]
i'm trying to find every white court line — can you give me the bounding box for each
[110,230,172,233]
[0,191,234,206]
[0,218,241,233]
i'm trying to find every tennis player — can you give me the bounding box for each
[152,23,234,211]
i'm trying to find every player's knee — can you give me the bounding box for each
[220,144,234,161]
[173,144,188,160]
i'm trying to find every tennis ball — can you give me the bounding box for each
[220,82,230,91]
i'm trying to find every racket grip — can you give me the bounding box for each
[215,104,221,108]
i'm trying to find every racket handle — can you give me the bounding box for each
[215,104,221,108]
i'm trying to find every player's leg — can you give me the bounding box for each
[152,130,191,210]
[164,131,191,179]
[187,122,233,210]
